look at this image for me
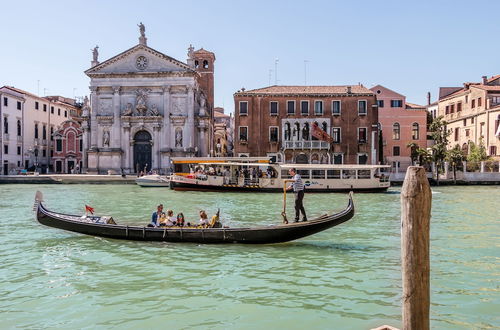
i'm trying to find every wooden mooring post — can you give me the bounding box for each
[401,166,431,330]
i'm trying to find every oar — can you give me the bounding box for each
[281,181,289,224]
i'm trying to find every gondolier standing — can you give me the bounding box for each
[286,168,307,222]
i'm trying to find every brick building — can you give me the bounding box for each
[438,75,500,160]
[233,85,379,164]
[370,85,427,170]
[52,119,84,173]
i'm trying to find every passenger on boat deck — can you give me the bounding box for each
[166,209,176,226]
[199,210,209,227]
[176,213,185,227]
[149,204,164,227]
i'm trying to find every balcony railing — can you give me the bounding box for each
[283,140,330,150]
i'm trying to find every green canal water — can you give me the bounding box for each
[0,184,498,329]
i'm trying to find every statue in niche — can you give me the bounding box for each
[135,88,150,116]
[123,103,133,116]
[149,104,160,116]
[175,128,183,147]
[91,46,99,62]
[138,22,145,37]
[103,130,110,147]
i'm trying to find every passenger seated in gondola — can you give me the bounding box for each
[148,204,164,227]
[160,209,176,227]
[176,213,185,227]
[199,210,209,227]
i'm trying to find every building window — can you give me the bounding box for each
[287,101,295,114]
[269,126,279,142]
[284,122,291,140]
[3,118,8,134]
[56,139,62,152]
[392,123,400,140]
[333,153,343,164]
[43,104,47,112]
[17,101,22,110]
[492,96,500,105]
[17,146,21,155]
[332,100,341,115]
[463,119,467,126]
[51,106,54,114]
[194,60,199,68]
[42,125,47,140]
[480,122,484,137]
[332,127,341,143]
[471,117,474,124]
[79,139,83,152]
[465,129,470,137]
[239,126,248,142]
[42,149,46,157]
[3,97,7,106]
[450,104,455,113]
[393,146,400,156]
[490,146,497,156]
[34,123,39,139]
[358,127,367,143]
[35,101,39,110]
[301,101,309,115]
[445,105,449,114]
[239,101,248,115]
[358,153,368,164]
[358,100,367,115]
[478,97,482,107]
[457,102,462,112]
[17,120,21,136]
[203,60,209,69]
[64,110,67,118]
[270,101,278,115]
[314,101,323,115]
[377,100,384,107]
[412,123,419,140]
[454,127,459,141]
[471,99,475,108]
[390,100,403,107]
[465,95,468,103]
[4,145,8,154]
[57,108,61,116]
[50,127,54,141]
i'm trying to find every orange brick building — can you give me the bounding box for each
[233,85,379,164]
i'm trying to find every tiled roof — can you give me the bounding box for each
[487,75,500,83]
[236,85,374,95]
[406,102,426,110]
[439,87,463,100]
[472,85,500,91]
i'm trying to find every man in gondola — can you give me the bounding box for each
[286,168,307,222]
[149,204,164,227]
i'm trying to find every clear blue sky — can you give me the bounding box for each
[1,0,499,111]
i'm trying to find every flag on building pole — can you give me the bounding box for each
[85,205,95,216]
[312,122,334,143]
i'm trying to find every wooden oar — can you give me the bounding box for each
[281,180,290,224]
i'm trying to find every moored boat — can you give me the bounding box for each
[33,191,355,244]
[135,174,170,187]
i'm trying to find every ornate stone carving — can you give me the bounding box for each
[103,130,110,147]
[99,99,112,115]
[112,86,121,94]
[82,96,90,117]
[123,103,133,116]
[91,46,99,62]
[149,104,160,116]
[187,44,194,58]
[138,22,145,38]
[175,127,183,147]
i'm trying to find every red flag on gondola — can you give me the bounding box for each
[85,205,95,215]
[312,122,334,143]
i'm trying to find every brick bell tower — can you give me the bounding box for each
[191,47,215,111]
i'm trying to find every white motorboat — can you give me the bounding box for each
[135,174,170,187]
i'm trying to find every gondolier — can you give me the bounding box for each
[287,168,307,222]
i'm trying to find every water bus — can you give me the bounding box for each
[169,157,390,192]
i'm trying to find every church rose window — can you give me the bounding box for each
[136,56,148,70]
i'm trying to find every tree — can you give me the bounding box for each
[429,116,451,184]
[446,144,466,183]
[467,138,489,163]
[406,142,420,165]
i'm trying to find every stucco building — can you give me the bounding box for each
[234,85,379,164]
[370,85,427,170]
[82,24,214,174]
[0,86,78,174]
[213,107,233,157]
[438,75,500,160]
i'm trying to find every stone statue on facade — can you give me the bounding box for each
[175,128,183,147]
[149,104,160,116]
[103,130,110,147]
[91,46,99,62]
[82,96,90,117]
[135,88,150,116]
[123,103,133,116]
[138,22,145,37]
[187,44,194,58]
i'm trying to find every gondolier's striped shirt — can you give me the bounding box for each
[292,174,305,192]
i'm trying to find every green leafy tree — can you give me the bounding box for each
[406,142,420,165]
[467,138,489,163]
[446,144,466,183]
[429,116,451,184]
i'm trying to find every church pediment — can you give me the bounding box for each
[85,44,195,76]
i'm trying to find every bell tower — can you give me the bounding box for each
[192,48,215,111]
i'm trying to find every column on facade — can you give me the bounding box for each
[187,86,194,148]
[123,126,131,172]
[82,122,89,171]
[153,125,160,170]
[89,87,98,148]
[198,123,207,156]
[112,86,121,148]
[162,86,171,148]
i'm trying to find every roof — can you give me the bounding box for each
[405,102,426,110]
[439,87,463,100]
[193,48,215,59]
[471,85,500,92]
[279,164,391,169]
[0,86,77,107]
[236,85,374,96]
[487,75,500,84]
[370,84,405,98]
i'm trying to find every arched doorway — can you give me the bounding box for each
[134,130,152,173]
[295,153,309,164]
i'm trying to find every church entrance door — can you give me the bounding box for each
[133,130,152,173]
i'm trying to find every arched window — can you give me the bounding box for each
[3,117,8,134]
[312,121,319,140]
[203,60,209,69]
[284,122,291,140]
[412,123,419,140]
[322,121,328,132]
[17,120,21,136]
[294,122,300,140]
[194,60,199,68]
[392,123,400,140]
[302,123,310,140]
[34,123,38,139]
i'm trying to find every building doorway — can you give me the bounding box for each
[56,161,62,173]
[67,160,75,173]
[133,130,152,173]
[3,162,8,175]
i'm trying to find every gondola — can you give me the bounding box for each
[33,191,355,244]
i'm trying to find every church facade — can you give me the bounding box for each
[82,25,215,174]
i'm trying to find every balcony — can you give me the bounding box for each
[283,140,330,150]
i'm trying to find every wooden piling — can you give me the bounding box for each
[401,166,431,330]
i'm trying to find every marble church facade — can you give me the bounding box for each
[82,25,214,174]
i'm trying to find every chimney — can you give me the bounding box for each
[482,76,488,85]
[427,92,431,105]
[347,86,352,94]
[463,82,470,90]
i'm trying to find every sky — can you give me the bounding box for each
[1,0,499,112]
